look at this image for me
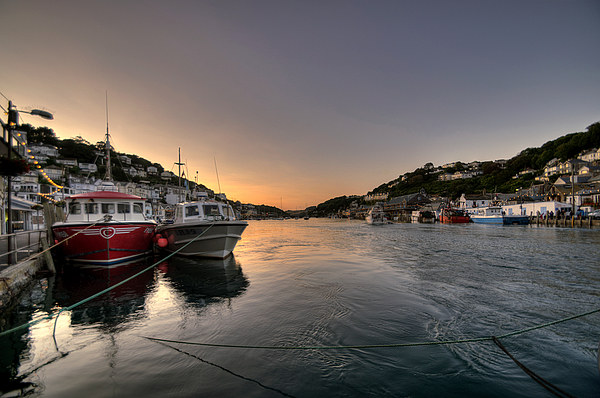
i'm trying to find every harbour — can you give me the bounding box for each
[1,219,599,397]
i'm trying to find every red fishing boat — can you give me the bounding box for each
[439,206,471,224]
[52,190,157,265]
[51,103,156,265]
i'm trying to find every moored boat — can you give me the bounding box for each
[467,206,504,224]
[439,207,471,224]
[467,206,530,225]
[366,204,388,225]
[52,190,157,265]
[156,199,248,258]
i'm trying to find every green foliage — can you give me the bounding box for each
[59,139,97,163]
[314,196,363,217]
[24,124,60,146]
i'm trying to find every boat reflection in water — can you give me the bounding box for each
[54,258,158,328]
[156,254,249,309]
[53,254,249,326]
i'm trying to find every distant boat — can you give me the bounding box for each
[156,199,248,259]
[366,205,388,225]
[468,206,529,225]
[439,207,470,224]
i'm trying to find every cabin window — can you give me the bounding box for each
[85,203,98,214]
[133,202,144,214]
[118,203,131,214]
[69,203,81,215]
[203,205,220,216]
[185,205,199,217]
[102,203,115,214]
[222,206,234,218]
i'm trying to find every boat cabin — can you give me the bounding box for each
[174,201,237,223]
[65,191,150,222]
[467,206,503,217]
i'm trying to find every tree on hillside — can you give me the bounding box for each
[59,138,96,163]
[24,124,60,146]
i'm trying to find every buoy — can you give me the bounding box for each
[153,233,163,243]
[157,238,168,248]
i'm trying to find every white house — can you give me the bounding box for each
[578,148,600,163]
[161,171,176,180]
[79,163,98,173]
[118,155,132,165]
[44,165,63,181]
[56,158,78,167]
[459,194,493,209]
[29,144,59,158]
[364,192,388,202]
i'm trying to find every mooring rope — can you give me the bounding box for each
[140,308,599,397]
[0,222,216,338]
[141,307,600,351]
[11,216,107,265]
[492,337,575,398]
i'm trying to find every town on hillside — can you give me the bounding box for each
[2,117,600,230]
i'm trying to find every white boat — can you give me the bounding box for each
[365,205,388,225]
[467,206,529,225]
[467,206,504,224]
[156,199,248,258]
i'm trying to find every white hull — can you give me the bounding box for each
[157,221,248,258]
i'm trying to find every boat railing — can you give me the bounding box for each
[0,229,47,268]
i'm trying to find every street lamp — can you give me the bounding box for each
[3,100,53,264]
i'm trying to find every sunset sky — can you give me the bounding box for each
[1,1,599,209]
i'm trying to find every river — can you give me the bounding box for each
[1,219,599,397]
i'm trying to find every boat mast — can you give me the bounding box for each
[214,156,221,195]
[105,92,112,181]
[175,147,185,202]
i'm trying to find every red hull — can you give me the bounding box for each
[440,208,471,224]
[440,215,471,224]
[52,223,156,265]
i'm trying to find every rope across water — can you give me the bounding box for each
[141,307,600,351]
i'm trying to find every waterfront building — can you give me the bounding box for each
[502,201,570,217]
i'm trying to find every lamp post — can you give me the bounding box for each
[4,100,53,264]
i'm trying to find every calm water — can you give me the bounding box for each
[1,219,599,397]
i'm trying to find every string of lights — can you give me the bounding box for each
[26,147,65,200]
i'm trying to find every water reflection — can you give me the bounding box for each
[156,254,249,309]
[53,258,157,330]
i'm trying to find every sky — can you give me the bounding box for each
[1,0,599,210]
